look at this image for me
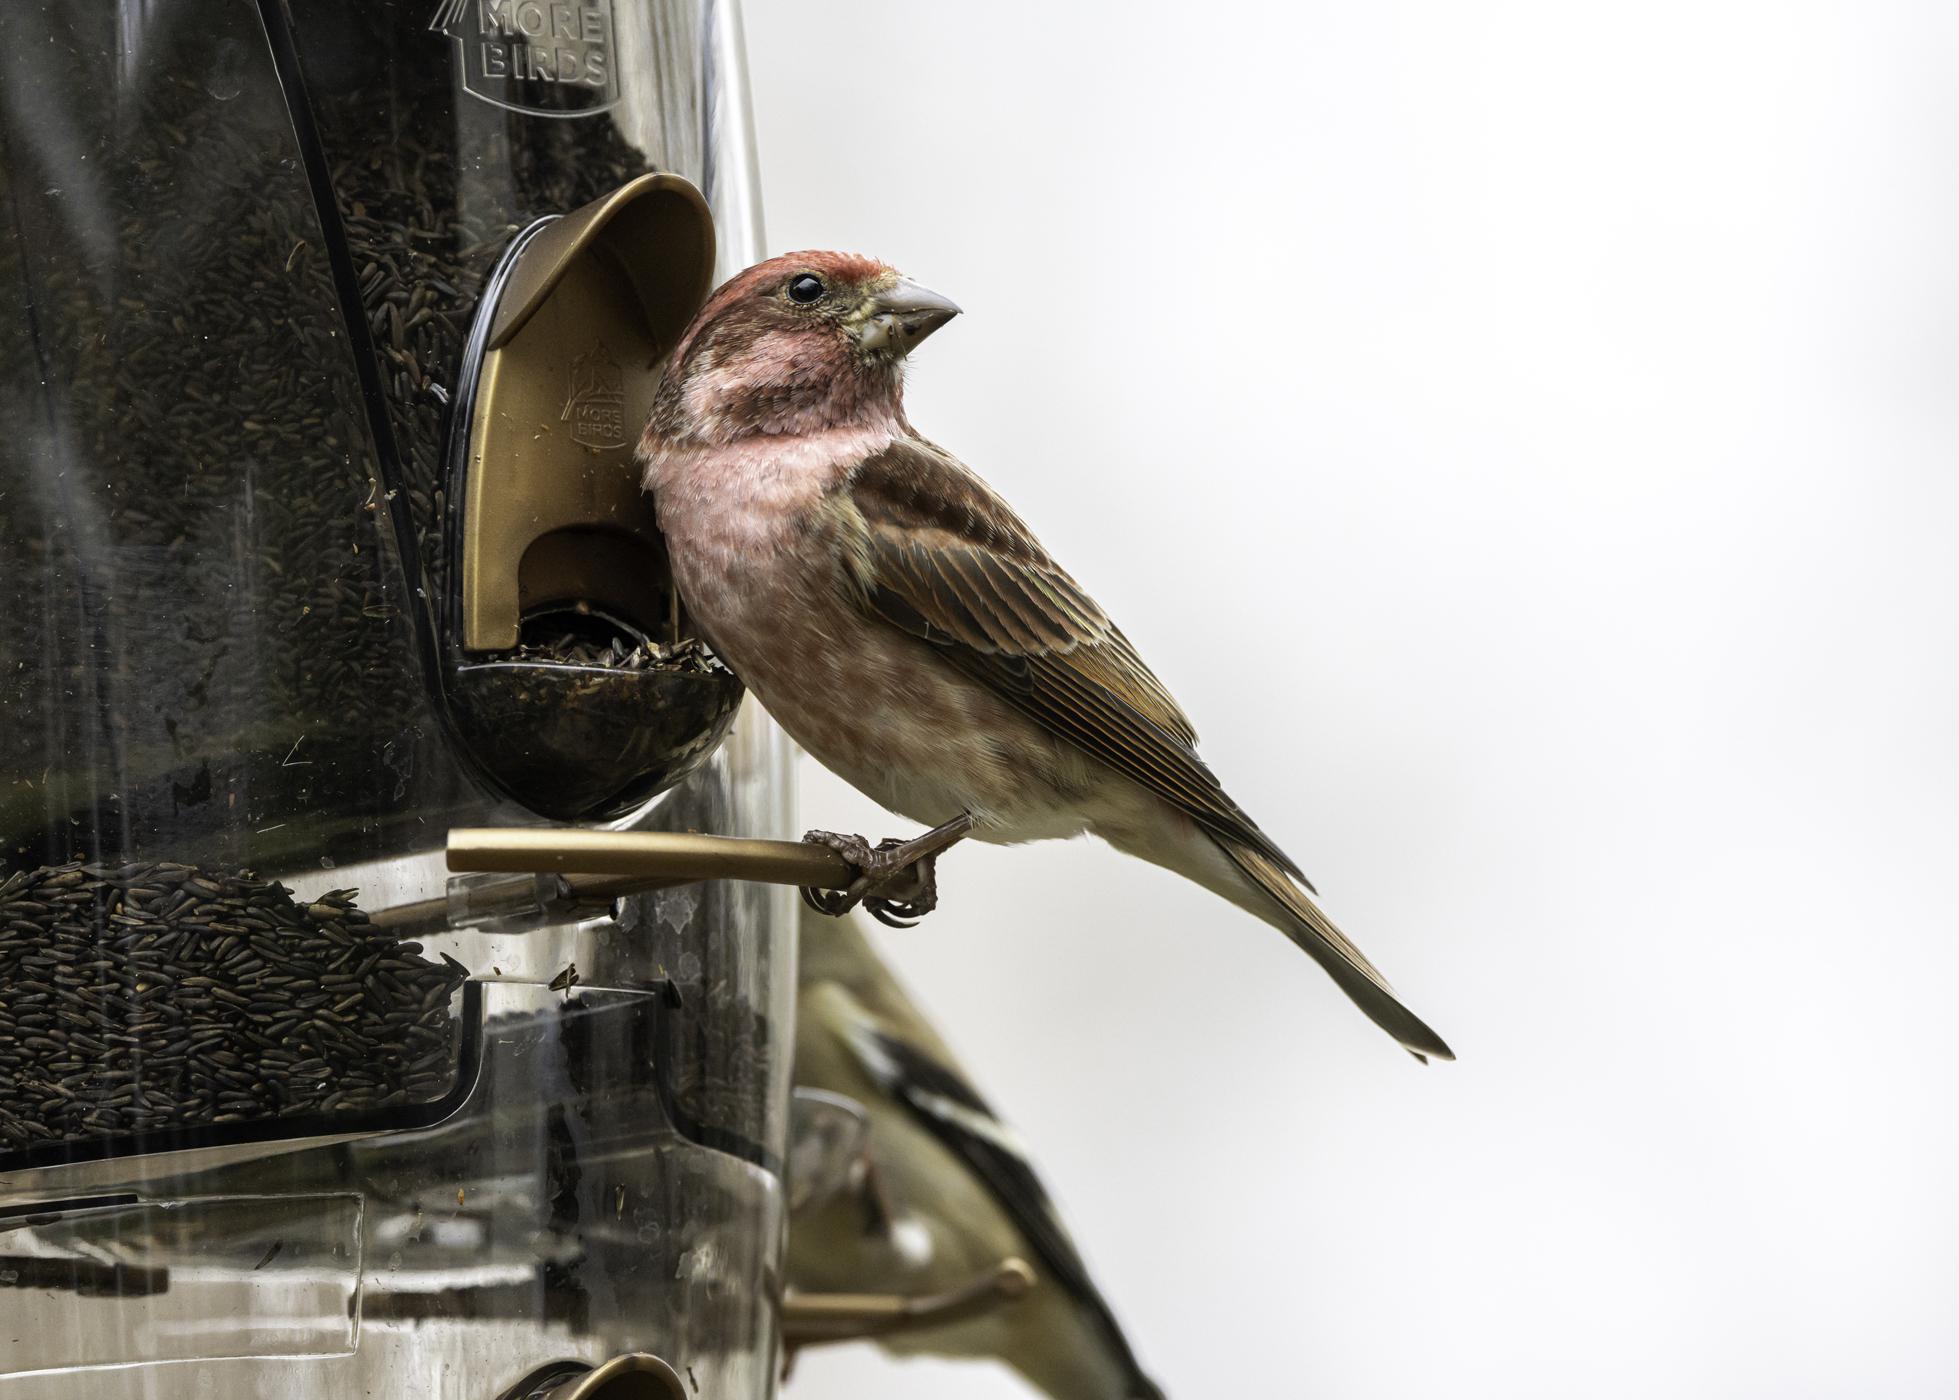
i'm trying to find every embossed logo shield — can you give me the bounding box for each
[563,343,628,450]
[428,0,620,119]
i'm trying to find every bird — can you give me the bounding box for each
[638,251,1452,1062]
[788,901,1166,1400]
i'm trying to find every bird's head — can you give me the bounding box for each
[644,251,960,446]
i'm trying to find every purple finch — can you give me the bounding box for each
[640,252,1452,1062]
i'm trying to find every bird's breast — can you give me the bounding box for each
[648,431,1098,837]
[651,430,866,640]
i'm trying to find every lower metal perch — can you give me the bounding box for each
[780,1257,1037,1346]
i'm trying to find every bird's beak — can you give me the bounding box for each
[857,278,961,355]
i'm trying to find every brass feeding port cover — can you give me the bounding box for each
[443,173,744,822]
[495,1352,690,1400]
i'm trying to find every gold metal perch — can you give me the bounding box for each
[446,828,854,887]
[780,1257,1037,1346]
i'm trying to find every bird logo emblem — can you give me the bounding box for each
[564,342,628,450]
[427,0,619,118]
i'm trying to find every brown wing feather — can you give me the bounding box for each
[843,438,1309,887]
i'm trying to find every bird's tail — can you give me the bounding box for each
[1212,838,1454,1062]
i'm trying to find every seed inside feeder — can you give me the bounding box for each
[0,7,686,869]
[0,861,467,1158]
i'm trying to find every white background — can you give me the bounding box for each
[742,4,1959,1396]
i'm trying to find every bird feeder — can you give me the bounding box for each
[443,171,744,821]
[0,2,792,1395]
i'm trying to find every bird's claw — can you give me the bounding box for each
[866,901,923,929]
[800,816,973,927]
[800,831,880,919]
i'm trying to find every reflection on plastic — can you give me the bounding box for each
[0,981,785,1396]
[0,1193,361,1378]
[786,1089,870,1214]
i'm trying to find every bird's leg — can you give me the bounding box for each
[800,813,975,928]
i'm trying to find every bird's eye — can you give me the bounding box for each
[787,274,826,304]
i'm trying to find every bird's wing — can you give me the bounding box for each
[838,436,1451,1062]
[844,1017,1159,1396]
[839,435,1310,886]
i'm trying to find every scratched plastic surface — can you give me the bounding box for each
[0,975,788,1398]
[0,1,792,1394]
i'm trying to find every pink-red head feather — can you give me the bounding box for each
[646,249,959,448]
[645,251,910,447]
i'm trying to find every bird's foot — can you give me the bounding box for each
[800,814,975,928]
[799,831,880,919]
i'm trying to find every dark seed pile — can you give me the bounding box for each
[0,10,780,1183]
[0,7,682,864]
[448,645,744,821]
[336,166,513,594]
[0,11,442,864]
[510,632,720,674]
[308,40,666,605]
[0,861,467,1153]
